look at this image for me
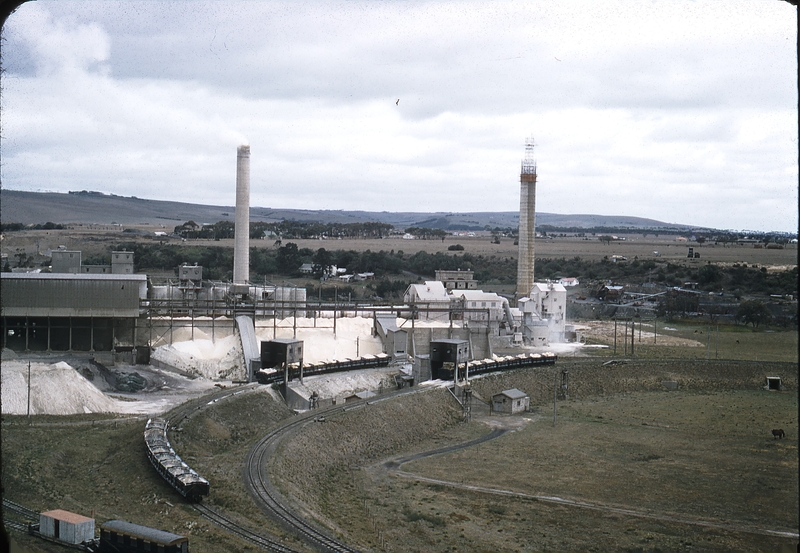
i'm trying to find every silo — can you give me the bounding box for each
[234,145,251,285]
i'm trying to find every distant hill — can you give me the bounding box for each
[0,189,697,231]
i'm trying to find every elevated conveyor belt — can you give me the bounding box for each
[236,315,260,381]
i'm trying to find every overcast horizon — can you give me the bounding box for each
[1,1,797,233]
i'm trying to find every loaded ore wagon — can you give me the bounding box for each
[144,418,209,501]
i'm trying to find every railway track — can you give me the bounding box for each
[163,383,260,427]
[243,390,422,553]
[159,383,316,551]
[193,503,301,553]
[2,498,38,521]
[244,405,362,553]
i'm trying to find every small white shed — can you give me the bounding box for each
[492,388,530,414]
[40,509,95,544]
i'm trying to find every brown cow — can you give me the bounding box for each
[772,429,785,439]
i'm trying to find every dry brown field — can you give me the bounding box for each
[3,360,797,552]
[3,227,797,269]
[272,360,798,553]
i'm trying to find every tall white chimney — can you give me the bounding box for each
[233,145,250,285]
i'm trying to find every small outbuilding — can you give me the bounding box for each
[765,376,783,391]
[39,509,95,545]
[492,388,530,414]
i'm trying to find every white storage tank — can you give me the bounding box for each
[39,509,95,544]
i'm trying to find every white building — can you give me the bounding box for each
[450,289,506,323]
[518,282,567,345]
[403,281,451,321]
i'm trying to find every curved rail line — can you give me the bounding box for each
[383,426,509,471]
[154,383,313,552]
[244,403,365,553]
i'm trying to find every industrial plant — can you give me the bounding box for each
[1,139,568,390]
[3,139,796,553]
[1,139,566,551]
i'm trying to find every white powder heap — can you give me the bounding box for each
[2,361,123,415]
[149,316,384,380]
[289,367,398,401]
[255,316,384,364]
[151,333,243,380]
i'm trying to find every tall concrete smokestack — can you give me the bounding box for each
[516,137,536,299]
[233,145,250,285]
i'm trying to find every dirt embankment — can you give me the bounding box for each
[468,359,797,405]
[270,388,462,531]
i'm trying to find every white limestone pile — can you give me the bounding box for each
[256,316,383,364]
[151,333,243,380]
[290,367,398,401]
[2,361,120,415]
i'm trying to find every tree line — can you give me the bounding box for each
[173,220,394,240]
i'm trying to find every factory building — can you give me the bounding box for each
[449,289,507,323]
[1,272,147,353]
[403,281,451,321]
[435,269,477,291]
[529,282,567,343]
[51,248,134,275]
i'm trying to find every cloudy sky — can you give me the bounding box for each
[1,1,797,232]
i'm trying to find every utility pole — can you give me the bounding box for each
[614,318,617,354]
[553,369,558,427]
[27,361,31,419]
[623,320,627,356]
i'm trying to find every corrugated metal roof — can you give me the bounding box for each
[101,520,187,545]
[497,388,528,400]
[1,273,146,317]
[41,509,93,524]
[1,273,146,281]
[407,281,449,301]
[450,290,503,302]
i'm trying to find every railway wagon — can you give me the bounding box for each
[255,353,391,384]
[100,520,188,553]
[468,351,557,377]
[144,418,209,501]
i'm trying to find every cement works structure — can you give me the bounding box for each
[0,281,520,365]
[1,141,563,368]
